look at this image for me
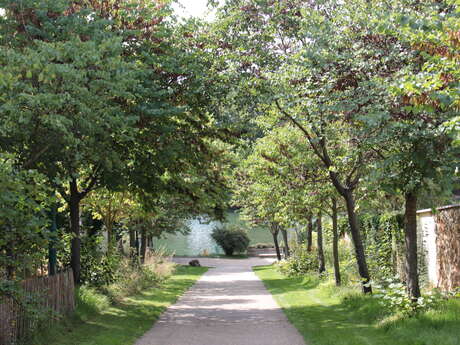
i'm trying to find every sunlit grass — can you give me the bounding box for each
[254,265,460,345]
[29,266,207,345]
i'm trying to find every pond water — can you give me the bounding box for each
[153,211,274,256]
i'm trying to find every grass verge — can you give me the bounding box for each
[254,265,460,345]
[29,265,207,345]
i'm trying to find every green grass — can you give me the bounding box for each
[254,265,460,345]
[29,265,207,345]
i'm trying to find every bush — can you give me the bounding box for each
[102,253,175,303]
[58,232,121,287]
[211,225,250,256]
[276,244,319,276]
[373,278,454,316]
[76,286,111,320]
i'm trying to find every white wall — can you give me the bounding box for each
[417,211,438,286]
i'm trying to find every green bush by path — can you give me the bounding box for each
[254,265,460,345]
[211,225,250,256]
[28,266,207,345]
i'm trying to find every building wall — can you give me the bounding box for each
[417,205,460,291]
[417,211,438,286]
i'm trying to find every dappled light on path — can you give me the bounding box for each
[134,258,306,345]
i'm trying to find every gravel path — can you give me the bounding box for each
[134,257,306,345]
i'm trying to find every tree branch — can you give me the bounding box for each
[275,100,327,164]
[79,165,101,199]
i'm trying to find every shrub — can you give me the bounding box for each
[373,278,453,316]
[76,286,111,320]
[276,244,319,276]
[211,225,250,256]
[59,232,121,287]
[102,253,175,303]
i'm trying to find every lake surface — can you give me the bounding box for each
[153,211,274,256]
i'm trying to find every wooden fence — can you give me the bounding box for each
[0,269,75,345]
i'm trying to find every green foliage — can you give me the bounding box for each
[373,279,455,317]
[76,286,111,319]
[275,244,319,277]
[57,233,121,287]
[29,266,208,345]
[211,225,250,256]
[360,213,404,282]
[0,154,51,279]
[101,257,175,303]
[255,264,460,345]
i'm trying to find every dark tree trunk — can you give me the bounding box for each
[271,228,282,261]
[5,245,15,280]
[69,178,81,285]
[331,198,341,286]
[129,228,136,250]
[140,227,147,264]
[404,192,421,299]
[317,212,326,274]
[106,223,114,255]
[277,105,371,292]
[281,228,290,258]
[342,189,372,293]
[307,215,313,252]
[48,204,58,276]
[135,230,140,257]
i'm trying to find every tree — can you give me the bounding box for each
[212,0,452,293]
[0,154,51,280]
[233,123,342,277]
[85,189,133,254]
[362,0,460,299]
[385,1,460,124]
[0,0,233,284]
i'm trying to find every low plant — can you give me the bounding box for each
[76,286,111,320]
[0,280,54,342]
[211,225,250,256]
[58,232,122,287]
[373,278,452,316]
[102,254,175,303]
[275,244,319,276]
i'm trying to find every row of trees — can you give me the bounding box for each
[1,0,459,303]
[208,0,460,299]
[0,0,234,285]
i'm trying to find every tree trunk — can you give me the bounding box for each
[69,178,81,285]
[271,228,282,261]
[48,204,58,276]
[307,215,313,252]
[129,228,136,249]
[342,189,372,293]
[331,198,341,286]
[106,222,113,255]
[5,245,15,280]
[391,230,398,276]
[135,230,140,257]
[404,192,421,299]
[140,227,147,264]
[281,228,290,258]
[317,211,326,274]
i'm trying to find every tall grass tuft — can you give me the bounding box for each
[101,250,175,303]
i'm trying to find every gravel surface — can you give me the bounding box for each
[134,257,306,345]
